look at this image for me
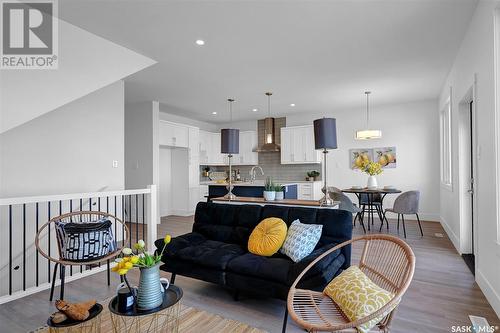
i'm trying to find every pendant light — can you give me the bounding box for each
[355,91,382,140]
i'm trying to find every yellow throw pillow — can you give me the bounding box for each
[323,266,398,333]
[248,218,287,256]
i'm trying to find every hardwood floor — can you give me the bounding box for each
[0,215,498,333]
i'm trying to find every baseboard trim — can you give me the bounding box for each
[476,269,500,318]
[440,215,461,253]
[169,209,194,217]
[383,212,440,222]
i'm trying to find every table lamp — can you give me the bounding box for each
[313,118,338,206]
[221,99,239,200]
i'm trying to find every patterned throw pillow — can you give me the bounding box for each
[280,219,322,262]
[323,265,398,333]
[248,217,288,256]
[55,218,117,261]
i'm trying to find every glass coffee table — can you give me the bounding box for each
[108,284,183,333]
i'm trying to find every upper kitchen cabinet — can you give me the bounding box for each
[159,121,189,147]
[281,125,321,164]
[236,131,258,165]
[199,130,257,166]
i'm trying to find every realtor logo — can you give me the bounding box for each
[1,0,58,69]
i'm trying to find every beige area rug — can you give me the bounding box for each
[33,303,267,333]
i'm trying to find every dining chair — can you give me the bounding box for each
[380,190,423,238]
[330,192,365,233]
[359,193,384,226]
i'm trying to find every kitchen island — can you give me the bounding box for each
[211,196,340,209]
[204,181,298,200]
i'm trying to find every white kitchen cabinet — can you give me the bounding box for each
[236,131,258,165]
[297,182,323,200]
[188,127,200,188]
[199,185,209,201]
[199,130,257,166]
[199,130,211,164]
[159,121,189,148]
[280,125,321,164]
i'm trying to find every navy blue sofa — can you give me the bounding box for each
[155,202,352,300]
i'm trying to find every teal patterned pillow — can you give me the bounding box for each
[280,219,323,262]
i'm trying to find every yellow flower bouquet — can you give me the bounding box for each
[112,235,172,276]
[359,161,383,176]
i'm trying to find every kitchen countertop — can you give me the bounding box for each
[200,180,322,186]
[212,196,339,208]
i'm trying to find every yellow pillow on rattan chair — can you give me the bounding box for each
[324,265,398,333]
[248,217,287,256]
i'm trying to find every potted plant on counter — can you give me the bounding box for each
[274,183,284,200]
[306,170,320,181]
[263,177,276,201]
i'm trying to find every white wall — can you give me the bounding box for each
[0,80,125,198]
[0,17,155,134]
[159,105,218,132]
[219,99,440,221]
[438,0,500,317]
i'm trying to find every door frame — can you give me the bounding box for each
[457,76,478,272]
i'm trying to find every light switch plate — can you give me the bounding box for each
[112,160,119,168]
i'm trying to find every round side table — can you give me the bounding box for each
[47,303,103,333]
[108,284,183,333]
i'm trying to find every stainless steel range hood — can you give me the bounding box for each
[255,117,286,152]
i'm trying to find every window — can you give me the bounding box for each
[440,97,452,189]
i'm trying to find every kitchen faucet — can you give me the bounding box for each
[249,165,264,183]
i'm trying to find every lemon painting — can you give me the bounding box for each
[350,147,396,169]
[349,149,373,169]
[374,147,397,168]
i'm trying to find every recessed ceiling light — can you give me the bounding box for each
[195,39,205,46]
[212,111,217,115]
[252,108,258,112]
[290,103,296,107]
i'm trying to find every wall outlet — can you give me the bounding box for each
[112,160,119,168]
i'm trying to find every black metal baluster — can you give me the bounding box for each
[48,202,51,283]
[129,195,132,247]
[114,196,117,246]
[36,203,39,287]
[79,198,83,273]
[69,200,73,276]
[122,196,125,248]
[98,197,101,212]
[135,194,139,243]
[8,205,12,295]
[23,204,26,291]
[142,194,146,244]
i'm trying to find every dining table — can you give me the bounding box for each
[341,187,402,231]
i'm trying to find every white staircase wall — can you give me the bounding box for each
[0,17,156,134]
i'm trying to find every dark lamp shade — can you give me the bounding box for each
[313,118,338,150]
[221,128,240,154]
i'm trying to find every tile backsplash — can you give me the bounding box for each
[200,152,322,182]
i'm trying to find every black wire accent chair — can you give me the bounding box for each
[35,211,129,301]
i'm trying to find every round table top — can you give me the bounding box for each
[342,187,402,194]
[47,303,103,327]
[109,284,183,317]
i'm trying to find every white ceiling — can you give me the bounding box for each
[60,0,477,123]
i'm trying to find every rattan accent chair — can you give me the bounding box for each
[35,211,129,301]
[287,234,415,333]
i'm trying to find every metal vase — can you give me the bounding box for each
[136,264,163,310]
